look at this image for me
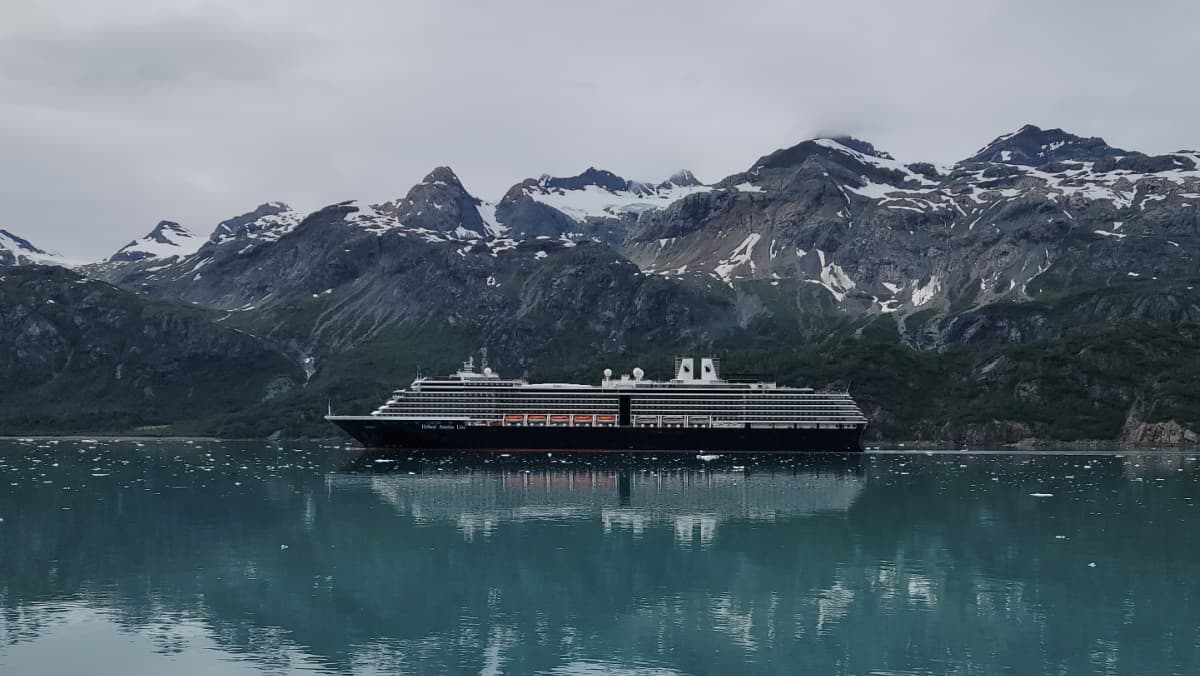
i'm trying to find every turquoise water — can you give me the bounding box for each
[0,439,1197,675]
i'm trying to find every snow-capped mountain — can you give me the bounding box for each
[90,123,1200,327]
[0,229,71,267]
[108,220,203,263]
[489,167,710,245]
[502,167,710,224]
[209,202,302,244]
[372,167,503,239]
[17,124,1200,445]
[626,126,1200,316]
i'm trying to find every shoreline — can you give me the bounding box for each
[0,435,1197,452]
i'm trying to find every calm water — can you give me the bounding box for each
[0,440,1198,675]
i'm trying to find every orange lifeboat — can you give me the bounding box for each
[573,414,594,423]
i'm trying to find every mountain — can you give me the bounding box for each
[208,202,301,244]
[493,167,711,245]
[0,229,71,267]
[625,130,1200,322]
[0,266,300,433]
[9,124,1200,444]
[108,220,203,263]
[967,124,1128,166]
[372,167,501,238]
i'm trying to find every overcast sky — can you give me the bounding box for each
[2,0,1199,260]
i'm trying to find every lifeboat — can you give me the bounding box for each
[527,414,547,425]
[596,415,616,426]
[550,414,570,426]
[573,414,594,423]
[504,415,525,425]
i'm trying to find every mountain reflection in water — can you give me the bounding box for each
[1,440,1198,675]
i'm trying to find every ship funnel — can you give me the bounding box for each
[674,357,696,381]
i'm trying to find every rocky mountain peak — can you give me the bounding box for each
[375,166,488,237]
[0,229,68,267]
[146,220,190,242]
[829,136,895,161]
[209,202,297,244]
[1,229,51,256]
[660,169,702,188]
[541,167,630,193]
[967,124,1128,166]
[109,220,202,263]
[751,136,899,173]
[421,166,467,188]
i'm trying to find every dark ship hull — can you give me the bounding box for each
[327,416,864,453]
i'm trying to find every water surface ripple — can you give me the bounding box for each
[0,440,1197,675]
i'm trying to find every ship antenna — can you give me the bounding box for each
[481,346,489,370]
[327,398,332,416]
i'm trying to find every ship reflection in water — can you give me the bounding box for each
[332,451,865,546]
[2,440,1199,675]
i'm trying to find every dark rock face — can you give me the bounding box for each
[543,167,630,193]
[146,221,188,244]
[625,132,1200,324]
[209,203,297,243]
[373,167,489,236]
[0,266,300,430]
[967,124,1127,165]
[494,184,583,239]
[0,229,59,266]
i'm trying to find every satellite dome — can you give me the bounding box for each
[633,367,644,380]
[603,368,613,379]
[483,367,493,376]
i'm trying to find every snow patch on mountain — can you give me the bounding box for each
[911,276,941,307]
[714,233,761,282]
[0,229,72,267]
[109,221,202,263]
[524,179,711,223]
[814,138,938,187]
[343,202,402,235]
[211,203,301,245]
[806,249,856,302]
[476,202,506,237]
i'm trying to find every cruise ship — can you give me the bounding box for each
[326,356,868,452]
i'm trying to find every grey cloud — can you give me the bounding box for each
[1,0,1199,259]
